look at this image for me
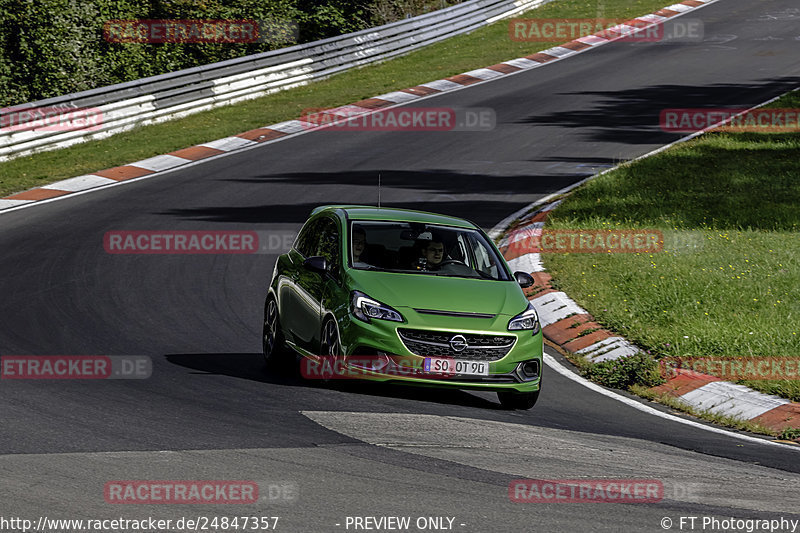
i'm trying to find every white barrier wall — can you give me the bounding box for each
[0,0,551,161]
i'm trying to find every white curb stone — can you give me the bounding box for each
[200,136,257,152]
[679,382,790,420]
[131,154,191,172]
[507,252,544,273]
[41,175,117,192]
[529,291,586,327]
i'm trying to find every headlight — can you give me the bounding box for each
[508,302,541,334]
[351,291,404,323]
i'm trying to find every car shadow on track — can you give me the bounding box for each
[165,352,504,411]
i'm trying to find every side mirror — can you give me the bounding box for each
[303,256,328,273]
[514,271,534,288]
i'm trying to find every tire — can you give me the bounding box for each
[318,317,343,381]
[497,389,540,410]
[319,317,341,357]
[262,296,288,369]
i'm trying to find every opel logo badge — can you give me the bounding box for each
[449,335,468,352]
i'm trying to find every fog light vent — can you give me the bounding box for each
[520,360,540,379]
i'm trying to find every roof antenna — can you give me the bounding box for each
[377,173,381,209]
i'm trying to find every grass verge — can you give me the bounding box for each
[1,0,673,198]
[544,90,800,402]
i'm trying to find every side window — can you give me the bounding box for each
[294,220,320,257]
[469,233,499,279]
[454,234,471,267]
[313,217,341,278]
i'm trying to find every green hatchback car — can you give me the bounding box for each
[262,206,543,409]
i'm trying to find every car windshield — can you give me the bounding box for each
[349,220,511,281]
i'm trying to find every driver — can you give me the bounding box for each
[415,237,445,269]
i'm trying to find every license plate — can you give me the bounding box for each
[424,357,488,376]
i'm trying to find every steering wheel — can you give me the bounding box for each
[436,259,465,267]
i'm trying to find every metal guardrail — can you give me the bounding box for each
[0,0,552,161]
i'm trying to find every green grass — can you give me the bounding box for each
[0,0,671,198]
[544,90,800,402]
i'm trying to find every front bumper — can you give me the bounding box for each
[333,309,543,393]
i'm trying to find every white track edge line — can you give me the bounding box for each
[543,353,797,450]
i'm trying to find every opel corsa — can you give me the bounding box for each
[262,206,543,409]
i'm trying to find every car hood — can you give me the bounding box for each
[347,270,528,317]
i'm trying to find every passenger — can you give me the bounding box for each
[352,226,368,265]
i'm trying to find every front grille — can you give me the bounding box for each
[397,328,515,362]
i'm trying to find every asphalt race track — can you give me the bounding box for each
[2,0,800,531]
